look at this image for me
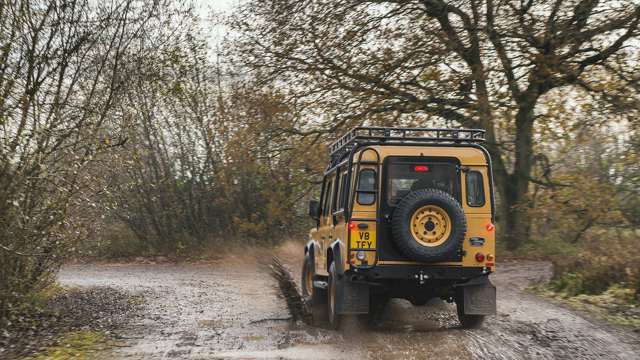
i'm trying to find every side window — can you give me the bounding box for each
[466,171,485,207]
[356,169,376,205]
[340,171,348,210]
[319,178,329,217]
[335,170,348,212]
[332,171,341,214]
[322,177,334,217]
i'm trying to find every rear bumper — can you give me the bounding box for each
[337,265,495,315]
[348,264,491,282]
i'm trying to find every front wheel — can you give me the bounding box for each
[455,296,485,329]
[327,262,341,329]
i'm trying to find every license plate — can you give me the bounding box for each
[352,229,376,249]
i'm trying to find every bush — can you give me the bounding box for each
[549,229,638,298]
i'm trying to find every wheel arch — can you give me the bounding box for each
[327,239,344,275]
[304,240,319,268]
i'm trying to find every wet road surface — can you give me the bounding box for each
[57,248,640,359]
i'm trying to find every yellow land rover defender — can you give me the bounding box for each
[302,127,496,329]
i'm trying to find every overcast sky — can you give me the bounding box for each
[194,0,238,18]
[193,0,241,49]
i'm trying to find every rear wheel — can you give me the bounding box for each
[455,294,485,329]
[301,253,325,305]
[327,262,341,329]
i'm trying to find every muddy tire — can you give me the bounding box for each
[327,262,341,330]
[301,253,325,305]
[455,296,485,329]
[391,188,466,262]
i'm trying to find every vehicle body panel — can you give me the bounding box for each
[311,145,495,275]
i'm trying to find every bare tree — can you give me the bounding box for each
[0,0,186,317]
[229,0,640,248]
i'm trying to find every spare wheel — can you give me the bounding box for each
[391,188,467,262]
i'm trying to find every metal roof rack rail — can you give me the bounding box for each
[328,127,485,164]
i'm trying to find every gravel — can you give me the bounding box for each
[0,287,142,359]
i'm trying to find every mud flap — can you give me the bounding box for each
[336,277,369,314]
[456,276,496,315]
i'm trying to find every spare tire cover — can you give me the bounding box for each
[391,188,467,262]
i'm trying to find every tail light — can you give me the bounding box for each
[486,253,495,267]
[475,252,485,262]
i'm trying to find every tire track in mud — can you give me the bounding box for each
[57,251,639,359]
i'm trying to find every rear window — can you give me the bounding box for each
[385,159,460,206]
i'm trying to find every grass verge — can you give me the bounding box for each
[530,284,640,328]
[28,330,111,360]
[1,287,141,359]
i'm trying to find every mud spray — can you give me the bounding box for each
[269,256,313,324]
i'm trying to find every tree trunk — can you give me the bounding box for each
[505,98,536,249]
[501,177,531,250]
[491,97,537,250]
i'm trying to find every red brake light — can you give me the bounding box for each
[475,252,485,262]
[348,222,356,230]
[486,223,495,232]
[414,165,429,172]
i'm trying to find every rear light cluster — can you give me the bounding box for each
[486,253,495,267]
[474,252,495,266]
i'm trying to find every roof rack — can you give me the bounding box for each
[329,126,485,164]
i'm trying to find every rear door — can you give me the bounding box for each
[378,156,462,261]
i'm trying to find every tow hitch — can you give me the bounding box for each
[414,270,430,285]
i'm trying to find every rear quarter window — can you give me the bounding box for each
[356,169,376,205]
[465,171,485,207]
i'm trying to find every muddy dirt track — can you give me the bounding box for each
[58,246,640,360]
